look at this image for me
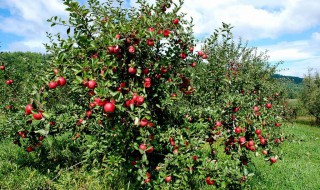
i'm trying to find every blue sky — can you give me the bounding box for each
[0,0,320,77]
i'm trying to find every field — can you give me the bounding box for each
[0,117,319,189]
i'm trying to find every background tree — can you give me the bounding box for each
[299,70,320,124]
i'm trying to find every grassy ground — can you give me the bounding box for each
[248,118,320,190]
[0,117,319,189]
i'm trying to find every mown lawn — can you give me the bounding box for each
[248,119,320,190]
[0,118,319,189]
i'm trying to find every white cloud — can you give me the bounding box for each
[0,0,68,52]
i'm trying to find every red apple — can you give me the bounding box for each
[33,112,43,120]
[86,110,92,117]
[192,155,198,161]
[165,176,172,182]
[239,137,246,144]
[139,144,147,150]
[180,52,187,59]
[57,76,66,86]
[215,121,222,127]
[262,150,268,155]
[26,146,33,152]
[140,118,148,127]
[235,127,241,134]
[206,176,214,185]
[128,67,137,75]
[25,104,33,115]
[253,106,259,112]
[137,96,144,105]
[275,123,281,127]
[6,79,13,85]
[202,54,208,59]
[49,81,57,89]
[260,138,266,145]
[147,39,154,46]
[255,129,261,135]
[190,62,196,67]
[128,45,135,54]
[163,30,170,37]
[270,157,277,163]
[142,68,149,74]
[104,102,115,113]
[266,103,272,109]
[146,146,154,153]
[173,18,179,25]
[87,80,97,89]
[247,140,254,147]
[0,65,5,70]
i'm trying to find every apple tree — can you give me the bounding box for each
[12,0,287,189]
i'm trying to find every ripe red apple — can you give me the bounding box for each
[215,121,222,127]
[49,81,57,89]
[270,157,277,163]
[255,129,261,135]
[262,150,268,155]
[142,68,149,74]
[39,136,44,141]
[86,110,92,117]
[128,67,137,75]
[33,112,43,120]
[169,137,175,146]
[260,138,266,145]
[165,176,172,182]
[253,106,259,112]
[139,144,147,150]
[26,146,33,152]
[235,127,241,134]
[0,65,5,70]
[115,34,121,39]
[87,80,97,89]
[190,62,196,67]
[139,119,148,127]
[266,103,272,109]
[148,27,155,32]
[163,30,170,37]
[146,146,154,153]
[206,176,214,185]
[104,102,115,113]
[180,52,187,59]
[239,137,246,144]
[128,45,135,54]
[247,140,254,147]
[57,76,66,86]
[198,51,204,56]
[275,123,281,127]
[189,47,194,52]
[192,155,198,161]
[202,54,208,59]
[25,104,33,115]
[233,107,240,112]
[137,96,144,105]
[147,39,154,46]
[6,79,13,85]
[173,18,179,25]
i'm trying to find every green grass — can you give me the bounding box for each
[0,119,319,189]
[248,122,320,190]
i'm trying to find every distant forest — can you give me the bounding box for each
[273,74,303,84]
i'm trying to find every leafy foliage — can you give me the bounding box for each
[299,70,320,123]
